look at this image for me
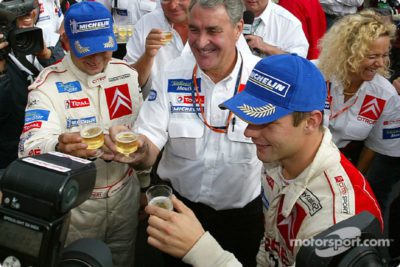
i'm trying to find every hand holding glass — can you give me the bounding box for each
[115,130,139,162]
[146,185,173,211]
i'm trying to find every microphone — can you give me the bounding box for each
[243,10,255,35]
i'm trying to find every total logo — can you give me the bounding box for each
[357,95,386,124]
[177,95,204,104]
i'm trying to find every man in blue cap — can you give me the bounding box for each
[144,54,383,266]
[19,2,144,266]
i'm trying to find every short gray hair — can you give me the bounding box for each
[189,0,244,25]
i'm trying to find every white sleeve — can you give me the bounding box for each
[365,93,400,157]
[281,24,309,58]
[182,232,242,267]
[18,89,61,157]
[124,18,146,64]
[135,67,170,150]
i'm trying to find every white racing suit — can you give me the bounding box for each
[182,129,383,267]
[19,53,143,267]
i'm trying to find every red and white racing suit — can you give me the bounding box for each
[182,128,383,267]
[19,53,143,267]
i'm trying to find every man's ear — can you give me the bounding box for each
[235,19,244,41]
[304,110,323,132]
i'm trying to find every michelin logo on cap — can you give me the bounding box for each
[248,69,290,97]
[70,18,111,34]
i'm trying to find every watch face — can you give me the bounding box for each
[2,256,22,267]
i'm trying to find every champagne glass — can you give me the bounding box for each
[146,185,173,211]
[115,130,139,163]
[79,122,104,158]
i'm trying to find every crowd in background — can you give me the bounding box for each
[1,0,400,266]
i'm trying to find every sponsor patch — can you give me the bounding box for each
[27,99,39,108]
[56,81,82,93]
[70,18,111,34]
[171,105,201,113]
[168,78,200,93]
[248,69,290,97]
[28,148,41,156]
[105,84,132,119]
[299,189,322,216]
[334,176,351,214]
[23,121,43,133]
[19,132,33,153]
[383,119,400,126]
[357,95,385,123]
[176,95,204,105]
[148,89,157,101]
[277,198,306,252]
[65,98,90,109]
[108,73,130,82]
[383,127,400,139]
[66,116,96,129]
[25,109,50,123]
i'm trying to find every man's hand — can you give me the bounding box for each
[145,196,206,258]
[144,28,165,58]
[57,132,97,158]
[0,34,9,72]
[106,125,150,166]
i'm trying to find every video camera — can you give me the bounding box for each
[0,0,44,60]
[0,152,112,267]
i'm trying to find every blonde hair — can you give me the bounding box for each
[318,10,396,89]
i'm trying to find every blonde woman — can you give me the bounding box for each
[318,10,400,225]
[318,10,399,171]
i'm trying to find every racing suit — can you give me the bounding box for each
[19,52,143,267]
[181,128,383,267]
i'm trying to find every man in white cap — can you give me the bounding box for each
[19,2,144,266]
[144,54,383,266]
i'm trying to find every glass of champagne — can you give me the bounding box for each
[115,130,138,163]
[160,31,173,45]
[80,122,104,158]
[118,25,127,43]
[146,185,173,211]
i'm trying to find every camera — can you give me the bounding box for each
[0,152,112,267]
[0,0,44,60]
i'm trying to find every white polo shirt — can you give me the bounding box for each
[252,1,309,58]
[135,52,263,210]
[324,74,400,157]
[110,0,159,26]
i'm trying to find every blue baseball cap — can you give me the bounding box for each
[64,1,117,58]
[220,54,327,125]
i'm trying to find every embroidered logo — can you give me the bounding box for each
[74,40,90,54]
[357,95,385,122]
[65,98,90,109]
[104,36,115,48]
[105,84,132,119]
[238,104,276,118]
[248,69,290,97]
[277,198,307,252]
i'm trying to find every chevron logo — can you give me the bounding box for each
[105,84,132,119]
[358,95,386,122]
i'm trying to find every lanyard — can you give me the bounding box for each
[190,56,243,133]
[327,81,358,120]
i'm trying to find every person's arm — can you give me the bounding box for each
[106,125,161,170]
[356,146,375,174]
[128,28,164,87]
[244,34,287,56]
[36,39,65,67]
[145,197,242,267]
